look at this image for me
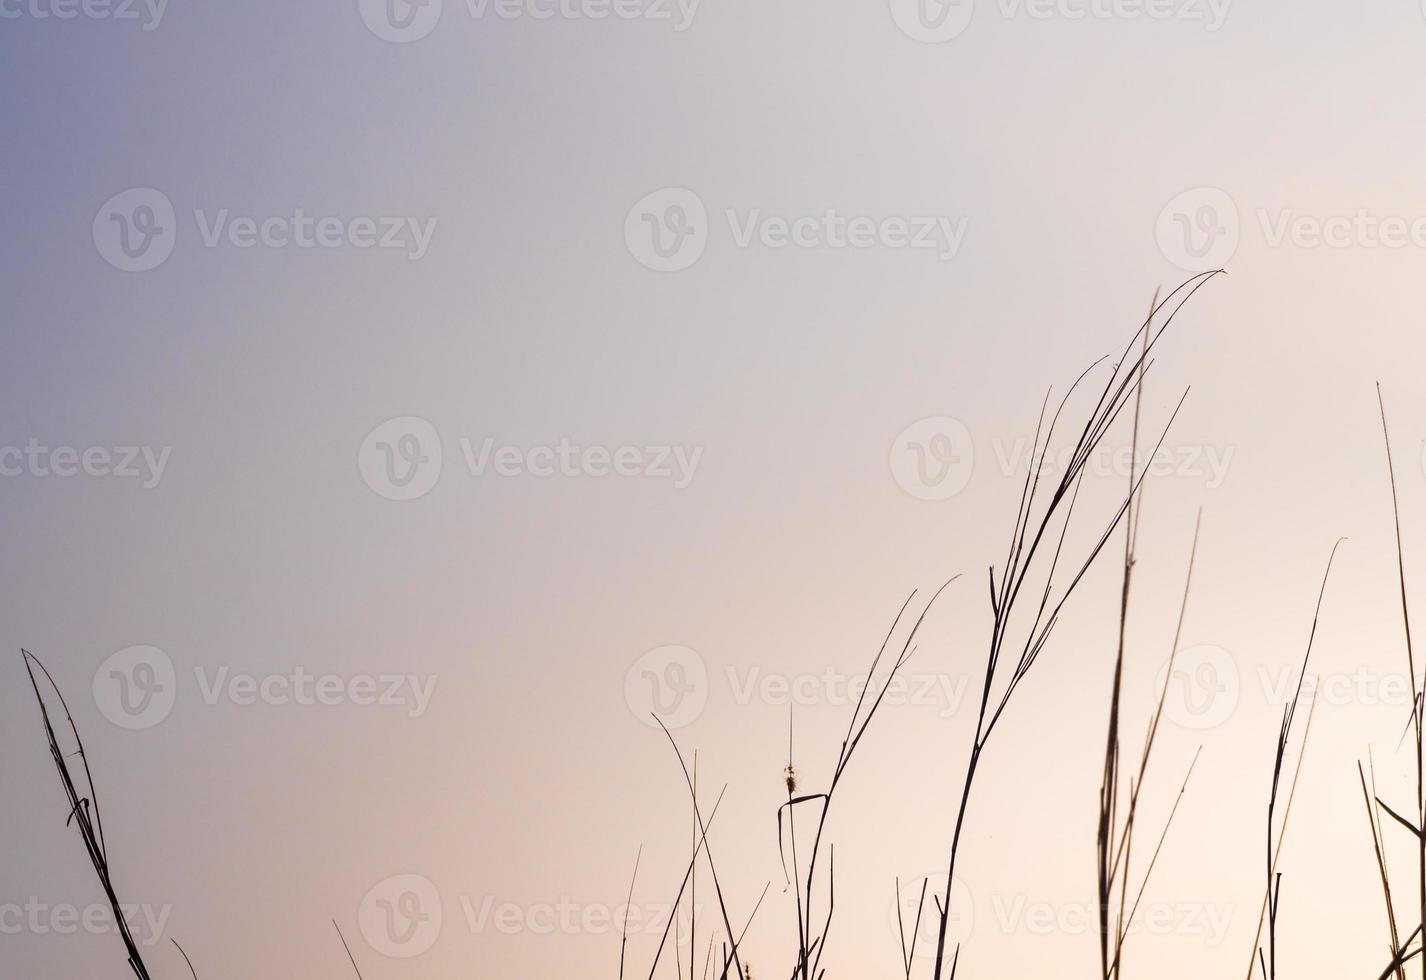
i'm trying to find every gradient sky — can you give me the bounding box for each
[6,1,1426,978]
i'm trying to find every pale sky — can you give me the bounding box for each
[6,1,1426,978]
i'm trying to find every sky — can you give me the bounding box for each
[6,1,1426,978]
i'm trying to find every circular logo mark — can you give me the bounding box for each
[359,874,443,958]
[624,188,708,273]
[1155,187,1239,272]
[1156,643,1240,731]
[624,645,708,729]
[359,416,443,501]
[93,645,177,730]
[359,0,443,42]
[890,416,974,501]
[93,188,176,273]
[890,874,975,959]
[890,0,974,43]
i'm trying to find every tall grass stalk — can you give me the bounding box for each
[1247,540,1342,979]
[928,270,1224,979]
[1094,289,1203,980]
[21,649,157,980]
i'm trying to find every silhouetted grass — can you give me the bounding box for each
[36,271,1426,980]
[1096,290,1202,980]
[22,650,360,978]
[22,649,161,980]
[1362,388,1426,978]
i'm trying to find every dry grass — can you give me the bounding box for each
[30,270,1426,979]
